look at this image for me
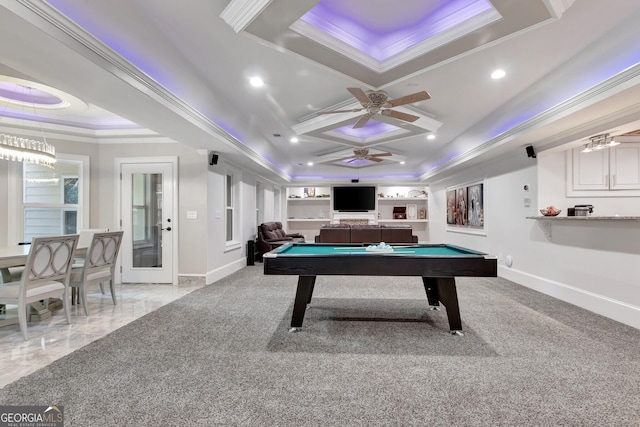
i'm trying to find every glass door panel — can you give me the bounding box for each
[131,173,163,268]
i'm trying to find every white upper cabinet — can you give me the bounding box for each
[569,143,640,194]
[572,147,609,190]
[609,143,640,190]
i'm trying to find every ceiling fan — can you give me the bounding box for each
[318,87,430,128]
[345,148,392,163]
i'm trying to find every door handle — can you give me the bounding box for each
[162,227,172,231]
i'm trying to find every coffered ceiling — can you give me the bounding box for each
[1,0,640,184]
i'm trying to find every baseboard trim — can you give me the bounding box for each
[499,266,640,330]
[205,258,246,285]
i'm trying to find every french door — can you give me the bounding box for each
[118,159,177,284]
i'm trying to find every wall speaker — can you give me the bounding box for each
[209,153,219,165]
[351,179,359,183]
[525,145,536,158]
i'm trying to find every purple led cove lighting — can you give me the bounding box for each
[331,121,401,138]
[301,0,494,61]
[47,0,172,89]
[488,59,640,140]
[0,83,62,106]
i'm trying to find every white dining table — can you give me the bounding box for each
[0,244,87,328]
[0,245,31,269]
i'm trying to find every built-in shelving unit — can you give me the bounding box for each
[285,187,331,223]
[283,185,430,242]
[377,186,428,223]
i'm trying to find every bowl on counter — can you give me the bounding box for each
[540,208,561,216]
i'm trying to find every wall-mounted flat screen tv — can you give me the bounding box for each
[332,186,376,211]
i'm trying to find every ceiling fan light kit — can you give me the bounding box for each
[318,87,431,129]
[345,148,393,164]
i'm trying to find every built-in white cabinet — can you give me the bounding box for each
[569,143,640,193]
[610,143,640,190]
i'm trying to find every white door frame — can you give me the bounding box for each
[115,156,179,285]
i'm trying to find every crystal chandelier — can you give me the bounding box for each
[0,133,56,167]
[0,83,56,168]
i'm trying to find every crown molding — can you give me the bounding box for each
[8,0,291,181]
[421,63,640,180]
[543,0,577,19]
[290,2,501,73]
[220,0,273,33]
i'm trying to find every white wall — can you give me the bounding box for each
[430,159,640,329]
[96,141,208,276]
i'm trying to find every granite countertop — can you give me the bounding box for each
[527,216,640,220]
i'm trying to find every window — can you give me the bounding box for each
[224,166,241,246]
[22,160,82,242]
[225,173,233,241]
[256,180,264,226]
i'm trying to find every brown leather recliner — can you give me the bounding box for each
[257,222,305,258]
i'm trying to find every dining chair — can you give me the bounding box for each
[77,228,109,250]
[0,234,79,340]
[69,231,123,315]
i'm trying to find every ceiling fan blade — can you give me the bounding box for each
[346,158,357,163]
[316,108,363,115]
[353,113,373,128]
[369,152,392,157]
[347,87,372,104]
[382,109,420,123]
[367,157,384,162]
[386,91,430,107]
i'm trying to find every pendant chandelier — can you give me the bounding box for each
[0,133,56,167]
[0,80,58,168]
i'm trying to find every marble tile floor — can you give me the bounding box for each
[0,281,205,389]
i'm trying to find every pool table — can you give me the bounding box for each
[263,243,497,335]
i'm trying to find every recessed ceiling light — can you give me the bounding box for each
[491,69,506,79]
[307,162,313,166]
[290,137,299,143]
[400,161,405,165]
[427,134,436,140]
[249,76,264,87]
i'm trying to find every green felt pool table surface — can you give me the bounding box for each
[269,243,486,256]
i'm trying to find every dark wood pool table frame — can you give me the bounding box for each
[263,243,497,335]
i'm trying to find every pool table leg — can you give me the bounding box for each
[422,277,441,308]
[290,275,316,332]
[422,277,463,334]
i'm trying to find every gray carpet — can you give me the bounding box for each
[1,267,639,426]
